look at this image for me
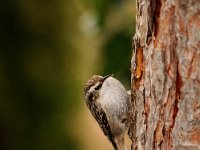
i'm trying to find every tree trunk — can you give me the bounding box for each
[129,0,200,149]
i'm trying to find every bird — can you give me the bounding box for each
[84,75,131,150]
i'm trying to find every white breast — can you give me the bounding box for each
[98,77,130,126]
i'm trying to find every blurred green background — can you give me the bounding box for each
[0,0,135,150]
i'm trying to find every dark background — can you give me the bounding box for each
[0,0,135,149]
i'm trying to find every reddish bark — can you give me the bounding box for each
[130,0,200,149]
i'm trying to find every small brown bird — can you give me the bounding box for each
[84,75,131,150]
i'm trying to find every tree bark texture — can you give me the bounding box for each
[130,0,200,149]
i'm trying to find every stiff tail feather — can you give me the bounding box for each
[114,136,127,150]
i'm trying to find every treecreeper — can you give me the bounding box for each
[84,75,131,150]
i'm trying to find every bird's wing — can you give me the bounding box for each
[89,102,118,150]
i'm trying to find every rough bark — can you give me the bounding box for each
[129,0,200,149]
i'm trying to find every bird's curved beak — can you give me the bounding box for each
[103,74,113,81]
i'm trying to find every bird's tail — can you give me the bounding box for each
[114,136,127,150]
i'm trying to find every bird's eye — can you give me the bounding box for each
[95,84,102,90]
